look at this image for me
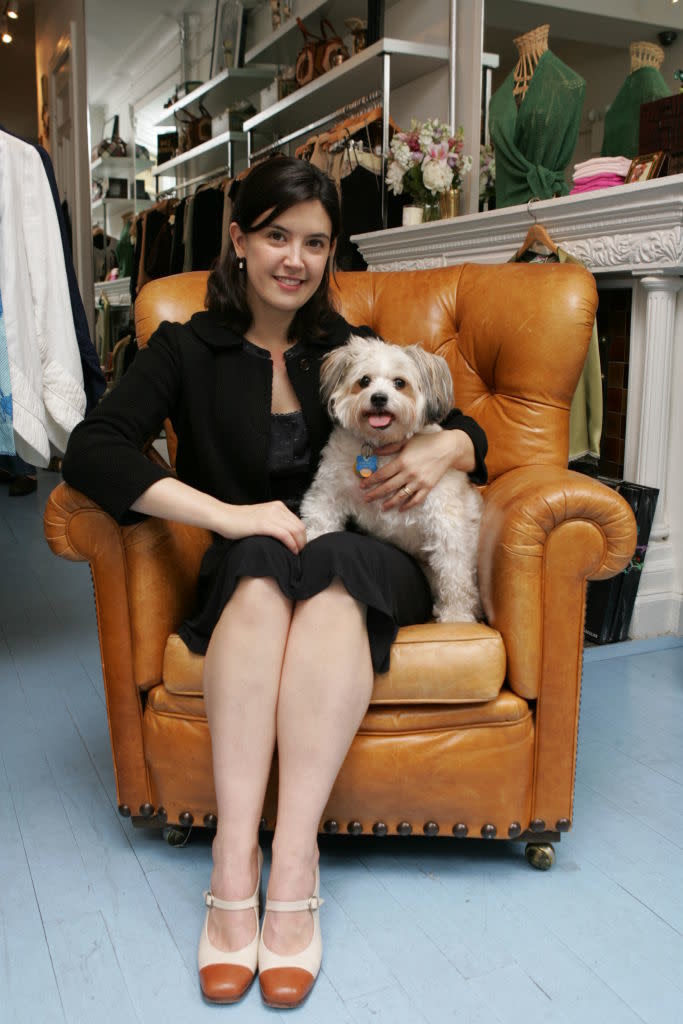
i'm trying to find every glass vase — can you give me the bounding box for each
[421,200,441,222]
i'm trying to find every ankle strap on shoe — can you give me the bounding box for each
[204,890,259,911]
[265,896,324,913]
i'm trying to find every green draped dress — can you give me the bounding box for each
[601,67,670,158]
[489,50,586,209]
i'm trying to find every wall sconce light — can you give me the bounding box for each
[1,16,12,44]
[6,0,19,18]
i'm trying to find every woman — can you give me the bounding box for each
[62,157,487,1008]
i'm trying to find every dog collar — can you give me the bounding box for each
[355,441,377,478]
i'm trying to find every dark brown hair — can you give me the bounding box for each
[206,156,341,340]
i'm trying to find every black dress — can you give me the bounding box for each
[178,343,434,674]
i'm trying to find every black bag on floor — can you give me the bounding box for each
[584,481,658,644]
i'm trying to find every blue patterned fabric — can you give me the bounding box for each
[0,285,16,454]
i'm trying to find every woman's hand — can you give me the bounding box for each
[222,500,307,554]
[359,430,476,511]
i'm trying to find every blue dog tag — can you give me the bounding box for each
[355,453,378,478]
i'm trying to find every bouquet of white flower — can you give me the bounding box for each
[385,118,472,206]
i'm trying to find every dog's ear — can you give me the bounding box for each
[319,345,353,416]
[405,345,454,423]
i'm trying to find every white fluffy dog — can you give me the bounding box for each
[300,334,483,622]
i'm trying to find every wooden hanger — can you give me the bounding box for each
[514,221,558,259]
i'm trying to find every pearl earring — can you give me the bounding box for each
[237,257,246,271]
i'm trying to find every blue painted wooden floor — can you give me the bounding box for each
[1,472,682,1023]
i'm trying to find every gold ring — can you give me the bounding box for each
[401,485,413,497]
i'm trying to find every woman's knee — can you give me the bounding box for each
[227,576,293,626]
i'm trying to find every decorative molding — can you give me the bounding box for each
[353,174,683,275]
[563,230,683,271]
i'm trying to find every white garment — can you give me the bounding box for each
[0,131,85,465]
[572,156,631,181]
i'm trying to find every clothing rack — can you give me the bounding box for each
[248,89,391,224]
[248,90,383,163]
[155,163,232,200]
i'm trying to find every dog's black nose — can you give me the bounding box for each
[370,392,388,408]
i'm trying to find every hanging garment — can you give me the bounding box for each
[0,285,15,455]
[602,67,670,158]
[190,188,224,270]
[0,130,86,465]
[489,50,586,208]
[34,145,105,412]
[511,243,602,461]
[116,218,135,279]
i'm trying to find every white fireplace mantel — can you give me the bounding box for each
[351,174,683,274]
[352,175,683,640]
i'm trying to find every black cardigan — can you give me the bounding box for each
[63,310,488,524]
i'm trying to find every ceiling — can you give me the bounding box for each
[82,0,683,112]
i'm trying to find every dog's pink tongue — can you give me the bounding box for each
[368,414,392,428]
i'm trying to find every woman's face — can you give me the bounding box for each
[230,199,335,324]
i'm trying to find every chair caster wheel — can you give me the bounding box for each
[525,842,555,870]
[163,825,192,847]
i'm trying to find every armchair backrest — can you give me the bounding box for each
[135,263,598,481]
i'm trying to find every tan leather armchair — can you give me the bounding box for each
[44,263,636,867]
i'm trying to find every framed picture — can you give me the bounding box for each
[211,1,246,74]
[625,151,667,184]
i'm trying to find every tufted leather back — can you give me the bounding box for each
[135,263,597,480]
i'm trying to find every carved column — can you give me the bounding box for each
[634,275,682,540]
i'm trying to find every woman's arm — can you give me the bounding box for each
[131,477,306,554]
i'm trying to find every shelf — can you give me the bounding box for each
[243,38,449,142]
[154,66,276,128]
[244,0,403,66]
[90,155,154,177]
[94,277,132,307]
[91,197,153,216]
[152,130,247,178]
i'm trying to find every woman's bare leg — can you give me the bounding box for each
[263,579,374,954]
[202,577,293,951]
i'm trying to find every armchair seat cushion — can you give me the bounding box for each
[161,621,507,704]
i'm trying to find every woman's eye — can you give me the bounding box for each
[394,378,406,390]
[268,230,285,242]
[359,375,371,388]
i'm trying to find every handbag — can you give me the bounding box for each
[93,114,128,160]
[315,18,349,74]
[295,17,349,87]
[175,103,213,153]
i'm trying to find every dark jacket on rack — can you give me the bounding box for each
[62,310,488,524]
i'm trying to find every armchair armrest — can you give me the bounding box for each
[44,481,211,816]
[478,466,637,832]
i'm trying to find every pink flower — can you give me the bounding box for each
[428,141,449,161]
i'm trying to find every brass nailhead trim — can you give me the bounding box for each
[397,821,412,836]
[530,818,546,833]
[156,807,168,824]
[508,822,522,838]
[203,813,217,828]
[347,820,363,835]
[323,819,339,834]
[452,823,468,837]
[481,824,497,839]
[423,821,439,836]
[178,811,194,827]
[139,803,154,818]
[556,818,571,832]
[372,822,388,836]
[118,804,131,818]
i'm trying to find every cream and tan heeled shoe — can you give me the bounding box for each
[198,847,263,1004]
[257,866,324,1009]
